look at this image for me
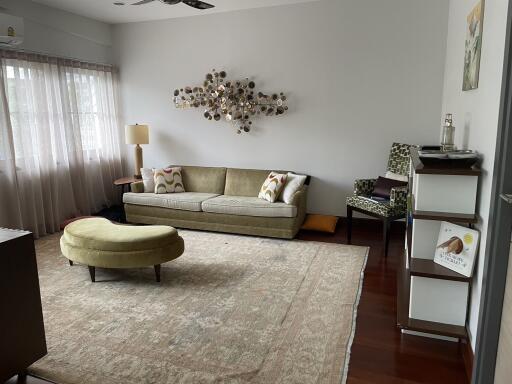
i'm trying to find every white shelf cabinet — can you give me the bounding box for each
[401,147,480,341]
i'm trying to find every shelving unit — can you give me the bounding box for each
[409,258,471,282]
[397,250,468,339]
[397,148,481,340]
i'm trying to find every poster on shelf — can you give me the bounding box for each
[434,221,479,277]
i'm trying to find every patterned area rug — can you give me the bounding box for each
[30,230,368,384]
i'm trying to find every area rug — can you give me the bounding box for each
[29,230,368,384]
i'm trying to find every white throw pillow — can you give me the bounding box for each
[154,167,185,194]
[280,172,307,204]
[258,172,288,203]
[140,168,155,193]
[385,171,408,182]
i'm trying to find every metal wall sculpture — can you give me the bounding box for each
[173,69,288,134]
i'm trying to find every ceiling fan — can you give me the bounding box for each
[132,0,214,10]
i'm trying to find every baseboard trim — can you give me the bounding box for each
[461,338,474,383]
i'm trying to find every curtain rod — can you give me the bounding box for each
[0,46,114,68]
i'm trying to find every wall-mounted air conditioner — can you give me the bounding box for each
[0,13,23,46]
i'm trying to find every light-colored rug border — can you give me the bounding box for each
[340,246,369,384]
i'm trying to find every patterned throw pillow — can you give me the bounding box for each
[258,172,288,203]
[153,167,185,194]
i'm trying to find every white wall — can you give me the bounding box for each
[0,0,112,64]
[113,0,449,215]
[441,0,509,349]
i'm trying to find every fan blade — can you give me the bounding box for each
[132,0,156,5]
[182,0,214,9]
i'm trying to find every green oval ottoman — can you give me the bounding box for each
[60,217,185,282]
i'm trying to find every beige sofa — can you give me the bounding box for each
[123,166,309,239]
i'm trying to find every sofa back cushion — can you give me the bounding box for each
[174,166,227,194]
[225,168,279,197]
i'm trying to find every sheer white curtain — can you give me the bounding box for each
[0,51,123,237]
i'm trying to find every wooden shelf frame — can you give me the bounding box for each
[410,147,481,176]
[396,249,469,339]
[412,209,478,224]
[409,258,472,282]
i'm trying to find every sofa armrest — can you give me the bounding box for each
[354,178,376,196]
[390,185,408,209]
[291,185,308,223]
[130,181,145,193]
[290,185,307,207]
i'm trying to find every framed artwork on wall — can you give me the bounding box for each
[462,0,485,91]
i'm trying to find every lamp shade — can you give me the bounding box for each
[125,124,149,145]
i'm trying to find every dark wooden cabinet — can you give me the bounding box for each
[0,228,47,382]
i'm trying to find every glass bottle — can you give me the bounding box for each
[441,113,456,151]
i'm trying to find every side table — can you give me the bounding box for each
[114,176,139,194]
[114,177,138,223]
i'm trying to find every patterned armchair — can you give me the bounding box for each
[346,142,411,256]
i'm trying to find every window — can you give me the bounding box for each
[65,70,105,152]
[1,59,116,161]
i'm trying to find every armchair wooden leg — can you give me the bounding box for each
[347,206,353,244]
[154,264,161,282]
[88,266,96,282]
[69,259,73,266]
[383,218,391,257]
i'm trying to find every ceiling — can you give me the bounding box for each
[32,0,320,24]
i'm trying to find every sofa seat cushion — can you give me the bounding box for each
[123,192,219,212]
[201,195,297,218]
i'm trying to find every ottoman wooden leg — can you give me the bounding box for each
[88,266,96,282]
[154,264,161,282]
[69,259,74,266]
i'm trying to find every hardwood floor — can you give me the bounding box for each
[5,218,467,384]
[298,218,468,384]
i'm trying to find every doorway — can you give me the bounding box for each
[472,2,512,382]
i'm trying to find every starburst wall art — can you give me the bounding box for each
[173,69,288,134]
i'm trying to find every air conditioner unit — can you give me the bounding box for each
[0,13,23,46]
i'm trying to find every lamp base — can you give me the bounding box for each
[134,144,143,179]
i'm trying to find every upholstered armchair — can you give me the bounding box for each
[346,142,411,256]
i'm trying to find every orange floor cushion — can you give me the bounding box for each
[301,214,339,233]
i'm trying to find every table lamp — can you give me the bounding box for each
[125,123,149,179]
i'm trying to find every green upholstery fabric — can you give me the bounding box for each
[63,218,178,251]
[61,237,184,269]
[123,192,219,212]
[389,185,408,209]
[131,181,144,193]
[61,218,184,268]
[224,168,273,197]
[201,195,297,218]
[177,166,227,194]
[354,179,376,196]
[346,142,410,218]
[129,167,227,194]
[126,166,307,239]
[125,186,308,239]
[346,195,404,218]
[386,142,411,176]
